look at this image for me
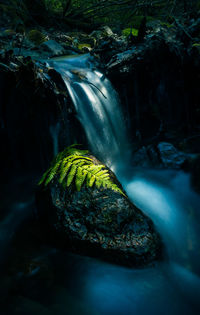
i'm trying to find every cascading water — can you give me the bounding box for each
[48,55,129,171]
[1,55,200,314]
[48,55,200,313]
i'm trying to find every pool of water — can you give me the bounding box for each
[1,169,200,315]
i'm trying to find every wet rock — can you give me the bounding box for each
[132,146,154,168]
[55,34,73,44]
[75,33,96,47]
[90,26,115,40]
[157,142,188,168]
[131,142,190,169]
[27,30,46,46]
[40,40,66,56]
[36,152,162,267]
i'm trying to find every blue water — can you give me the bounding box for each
[1,169,200,314]
[1,55,200,314]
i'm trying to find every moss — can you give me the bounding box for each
[160,22,174,28]
[4,29,16,35]
[192,43,200,47]
[78,43,91,50]
[27,29,46,45]
[122,28,138,37]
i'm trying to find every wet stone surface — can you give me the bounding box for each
[36,156,162,267]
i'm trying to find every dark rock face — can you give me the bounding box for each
[99,24,200,148]
[36,159,162,267]
[131,142,189,169]
[0,55,88,173]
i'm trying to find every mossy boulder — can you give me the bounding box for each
[27,30,46,45]
[3,29,16,37]
[36,146,162,267]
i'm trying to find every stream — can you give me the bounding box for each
[1,55,200,314]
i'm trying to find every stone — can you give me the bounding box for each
[157,142,187,168]
[36,151,162,267]
[40,40,66,56]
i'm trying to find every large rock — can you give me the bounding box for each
[36,148,162,267]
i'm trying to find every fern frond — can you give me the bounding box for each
[76,168,87,191]
[91,165,105,174]
[86,172,92,185]
[39,145,125,196]
[59,161,72,183]
[89,175,96,187]
[66,164,77,187]
[45,160,62,186]
[38,168,50,185]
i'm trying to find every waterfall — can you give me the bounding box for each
[47,55,129,171]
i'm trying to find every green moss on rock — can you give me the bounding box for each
[78,43,92,51]
[27,30,46,45]
[160,22,174,28]
[193,43,200,47]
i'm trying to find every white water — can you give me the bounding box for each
[48,55,129,171]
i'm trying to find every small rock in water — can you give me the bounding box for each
[157,142,187,168]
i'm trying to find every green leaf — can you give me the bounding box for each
[59,161,72,183]
[76,168,87,191]
[89,175,96,187]
[38,145,125,196]
[38,168,50,185]
[45,160,61,186]
[66,164,77,187]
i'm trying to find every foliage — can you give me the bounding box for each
[160,22,174,28]
[27,30,46,45]
[122,28,138,37]
[1,0,199,30]
[39,145,125,195]
[78,43,91,50]
[193,43,200,48]
[0,0,29,25]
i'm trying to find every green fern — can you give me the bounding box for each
[39,145,125,196]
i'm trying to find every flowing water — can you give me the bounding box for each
[1,55,200,314]
[47,55,129,171]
